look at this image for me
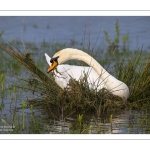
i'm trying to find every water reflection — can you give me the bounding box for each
[44,110,150,134]
[45,120,71,134]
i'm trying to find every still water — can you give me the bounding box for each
[0,16,150,134]
[0,16,150,50]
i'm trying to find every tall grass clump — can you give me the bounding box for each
[0,37,62,109]
[103,20,150,110]
[0,37,126,119]
[115,50,150,109]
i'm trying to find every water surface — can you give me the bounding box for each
[0,16,150,50]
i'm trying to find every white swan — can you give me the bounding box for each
[46,48,130,100]
[45,53,105,90]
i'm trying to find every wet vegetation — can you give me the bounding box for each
[0,21,150,133]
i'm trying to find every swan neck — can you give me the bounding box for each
[68,50,110,79]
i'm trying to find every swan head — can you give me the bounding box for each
[47,56,59,73]
[45,53,60,73]
[46,49,72,73]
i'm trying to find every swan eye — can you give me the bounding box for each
[50,56,59,63]
[50,59,53,63]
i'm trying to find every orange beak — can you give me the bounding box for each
[47,61,58,73]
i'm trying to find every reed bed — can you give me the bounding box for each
[0,37,150,121]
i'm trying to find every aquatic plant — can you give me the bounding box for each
[0,74,5,92]
[103,20,129,52]
[22,100,26,130]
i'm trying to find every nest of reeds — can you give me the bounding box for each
[25,76,126,119]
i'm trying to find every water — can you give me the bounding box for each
[0,16,150,50]
[0,16,150,134]
[33,110,150,134]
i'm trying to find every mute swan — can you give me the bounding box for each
[46,48,130,100]
[45,53,105,90]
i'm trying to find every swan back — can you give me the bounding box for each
[51,48,130,100]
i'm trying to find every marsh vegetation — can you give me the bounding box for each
[0,20,150,134]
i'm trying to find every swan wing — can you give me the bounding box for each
[56,65,104,90]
